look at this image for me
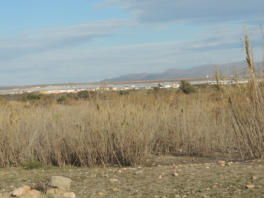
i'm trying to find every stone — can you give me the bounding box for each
[20,190,41,198]
[62,192,76,198]
[90,174,96,178]
[217,160,226,167]
[49,176,72,191]
[109,178,118,182]
[173,172,179,177]
[46,188,65,196]
[112,188,119,192]
[135,170,143,175]
[98,192,104,196]
[11,186,31,197]
[246,184,255,189]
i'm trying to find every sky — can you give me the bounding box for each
[0,0,264,86]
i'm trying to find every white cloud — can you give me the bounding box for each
[0,19,131,60]
[103,0,264,24]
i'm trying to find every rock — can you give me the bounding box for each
[252,176,257,180]
[11,186,31,197]
[109,178,118,182]
[62,192,76,198]
[90,174,96,178]
[112,188,119,192]
[98,192,104,196]
[20,190,41,198]
[173,172,179,177]
[49,176,72,191]
[217,161,226,167]
[246,184,255,189]
[46,188,65,196]
[135,170,143,175]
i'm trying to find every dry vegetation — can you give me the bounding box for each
[0,88,231,167]
[0,34,263,168]
[229,33,264,160]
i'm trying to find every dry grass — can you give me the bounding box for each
[228,32,264,160]
[0,88,236,167]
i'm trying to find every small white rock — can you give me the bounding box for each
[246,184,255,189]
[62,192,76,198]
[20,190,41,198]
[217,160,226,167]
[109,178,118,182]
[252,176,258,180]
[49,176,72,191]
[11,186,31,197]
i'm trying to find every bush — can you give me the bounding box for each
[24,93,43,101]
[23,160,43,170]
[153,87,160,92]
[179,80,196,94]
[119,90,129,95]
[57,95,68,104]
[77,91,90,99]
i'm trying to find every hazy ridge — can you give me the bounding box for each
[104,62,263,82]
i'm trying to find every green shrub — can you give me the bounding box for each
[179,80,196,94]
[24,93,43,101]
[77,91,90,99]
[119,90,129,95]
[153,87,160,92]
[23,160,43,170]
[57,95,67,104]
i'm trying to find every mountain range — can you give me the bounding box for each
[103,62,263,82]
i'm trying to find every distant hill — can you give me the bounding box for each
[103,62,263,82]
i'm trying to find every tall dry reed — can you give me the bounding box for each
[0,89,234,167]
[229,32,264,160]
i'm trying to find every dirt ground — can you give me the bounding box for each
[1,155,264,198]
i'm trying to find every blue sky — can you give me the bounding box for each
[0,0,264,85]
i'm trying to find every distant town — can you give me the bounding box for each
[0,77,250,95]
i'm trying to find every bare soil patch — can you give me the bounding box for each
[1,156,264,198]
